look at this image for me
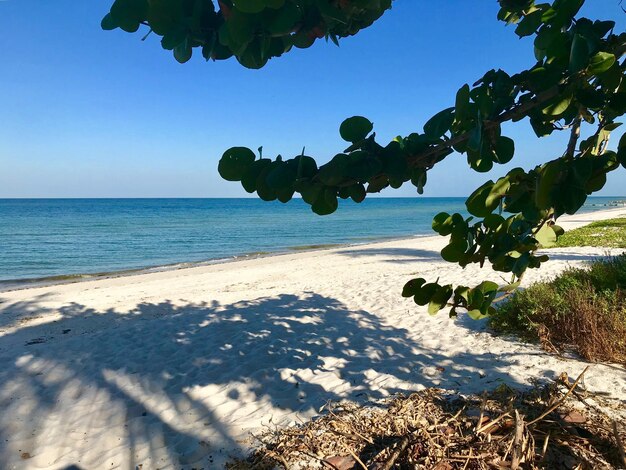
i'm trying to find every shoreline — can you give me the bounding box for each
[2,205,625,293]
[0,233,433,293]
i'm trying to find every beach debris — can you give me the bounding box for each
[324,455,357,469]
[25,337,47,345]
[227,368,625,469]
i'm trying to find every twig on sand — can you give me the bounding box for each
[300,450,340,470]
[613,420,626,468]
[476,393,487,433]
[476,410,511,434]
[343,443,367,470]
[328,408,375,445]
[540,431,550,461]
[378,436,409,470]
[461,448,473,470]
[510,410,525,470]
[527,366,589,426]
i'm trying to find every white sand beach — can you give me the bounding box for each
[1,207,625,469]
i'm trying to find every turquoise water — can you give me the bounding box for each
[0,197,623,284]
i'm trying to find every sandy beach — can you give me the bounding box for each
[1,206,625,469]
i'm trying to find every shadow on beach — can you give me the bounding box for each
[0,292,554,468]
[337,245,609,266]
[336,246,443,264]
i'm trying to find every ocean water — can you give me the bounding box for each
[0,197,623,284]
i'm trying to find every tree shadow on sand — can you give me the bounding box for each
[336,247,443,264]
[0,292,541,468]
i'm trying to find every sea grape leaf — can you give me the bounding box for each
[340,116,373,143]
[588,52,616,75]
[423,108,454,139]
[218,147,256,181]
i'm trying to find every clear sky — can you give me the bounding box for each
[1,1,624,198]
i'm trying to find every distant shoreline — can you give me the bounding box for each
[2,202,625,292]
[0,233,431,292]
[2,205,625,293]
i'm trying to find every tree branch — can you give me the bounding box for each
[407,84,563,169]
[564,116,581,159]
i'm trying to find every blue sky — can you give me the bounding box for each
[1,1,624,198]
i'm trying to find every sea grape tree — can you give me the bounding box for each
[103,0,626,319]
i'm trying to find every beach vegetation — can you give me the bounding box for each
[490,254,626,364]
[102,0,626,317]
[557,216,626,248]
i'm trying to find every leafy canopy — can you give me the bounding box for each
[101,0,391,68]
[104,0,626,319]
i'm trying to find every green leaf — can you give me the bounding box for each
[101,13,119,30]
[535,223,557,248]
[295,155,318,178]
[268,2,302,35]
[241,159,271,193]
[454,84,471,121]
[348,184,366,203]
[312,188,338,215]
[477,280,499,294]
[402,278,426,298]
[256,164,278,201]
[483,214,504,230]
[568,33,589,73]
[110,0,148,22]
[428,285,453,315]
[423,108,454,139]
[485,177,510,208]
[587,52,616,75]
[276,188,294,203]
[297,181,323,205]
[515,10,543,37]
[542,94,572,115]
[339,116,373,143]
[266,163,297,190]
[161,27,188,50]
[233,0,265,14]
[174,39,192,63]
[467,309,488,320]
[441,241,466,263]
[493,136,515,164]
[618,133,626,169]
[552,224,565,237]
[432,212,453,235]
[414,282,439,306]
[467,126,482,153]
[218,147,256,181]
[410,168,427,194]
[535,160,562,208]
[318,154,349,186]
[466,181,497,217]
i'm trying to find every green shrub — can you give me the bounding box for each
[490,255,626,364]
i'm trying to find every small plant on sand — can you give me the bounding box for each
[102,0,626,318]
[558,216,626,248]
[490,254,626,364]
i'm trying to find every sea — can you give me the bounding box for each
[0,197,624,286]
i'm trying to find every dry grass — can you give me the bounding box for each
[490,255,626,365]
[227,370,626,469]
